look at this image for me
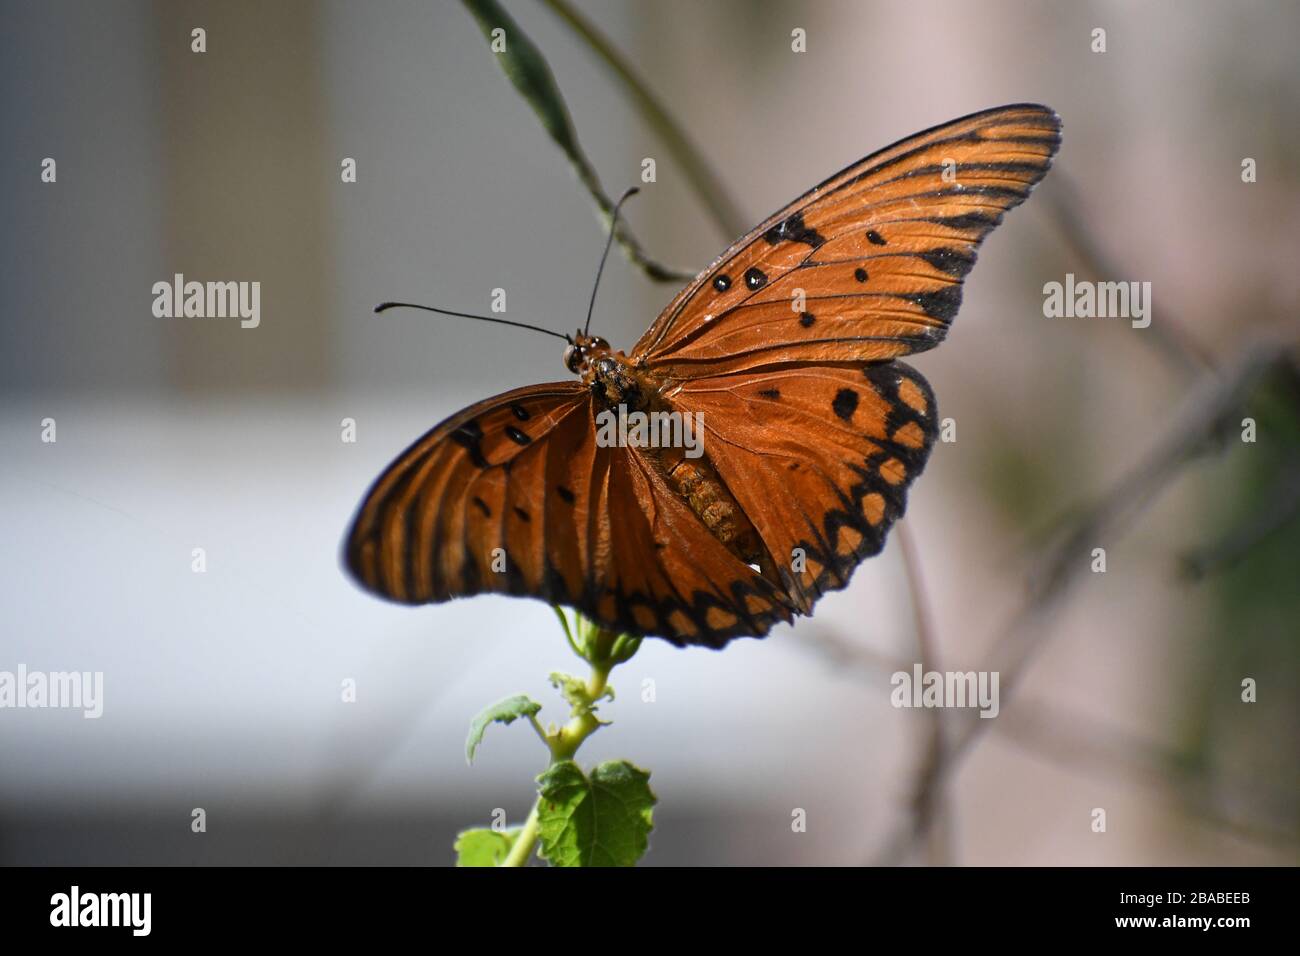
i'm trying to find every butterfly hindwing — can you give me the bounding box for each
[671,360,937,612]
[592,445,793,646]
[633,104,1060,377]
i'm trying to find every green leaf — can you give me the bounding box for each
[466,694,542,763]
[459,0,691,282]
[454,827,520,866]
[547,671,589,711]
[536,759,656,866]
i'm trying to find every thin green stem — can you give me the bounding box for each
[462,0,694,282]
[539,0,748,239]
[526,713,550,748]
[498,651,619,866]
[502,799,542,867]
[550,662,610,761]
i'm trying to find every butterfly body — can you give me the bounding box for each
[567,330,777,581]
[346,105,1062,647]
[572,338,647,410]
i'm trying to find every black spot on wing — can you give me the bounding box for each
[712,274,732,292]
[744,267,768,290]
[450,420,488,468]
[472,496,491,517]
[758,388,781,400]
[928,211,1000,232]
[505,426,532,446]
[832,387,859,422]
[799,312,816,328]
[854,267,869,283]
[763,211,825,248]
[513,506,531,522]
[510,403,530,420]
[556,485,576,504]
[906,285,963,321]
[917,247,976,277]
[866,229,887,246]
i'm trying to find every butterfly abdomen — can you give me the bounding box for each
[588,358,775,580]
[664,456,770,568]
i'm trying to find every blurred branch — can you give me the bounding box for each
[996,698,1300,849]
[461,0,694,282]
[1043,173,1216,374]
[864,341,1292,864]
[1181,355,1300,577]
[802,625,1299,855]
[538,0,749,239]
[1180,452,1300,578]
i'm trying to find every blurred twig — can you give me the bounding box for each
[801,628,1299,854]
[461,0,694,282]
[867,341,1292,864]
[996,698,1300,849]
[1180,356,1300,577]
[1180,453,1300,578]
[538,0,749,239]
[1043,174,1216,374]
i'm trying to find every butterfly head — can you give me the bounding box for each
[563,332,612,376]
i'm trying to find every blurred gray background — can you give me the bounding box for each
[1,0,1296,865]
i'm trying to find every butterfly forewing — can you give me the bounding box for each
[632,104,1061,376]
[346,383,587,602]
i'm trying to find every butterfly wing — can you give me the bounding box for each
[625,105,1058,616]
[345,382,588,604]
[669,360,937,614]
[632,104,1060,377]
[586,441,794,646]
[344,382,792,645]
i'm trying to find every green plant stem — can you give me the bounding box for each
[499,659,613,866]
[502,799,541,867]
[551,662,610,760]
[526,713,549,747]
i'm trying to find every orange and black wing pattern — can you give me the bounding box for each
[347,105,1060,647]
[633,104,1061,377]
[344,384,792,646]
[345,382,588,603]
[671,360,937,614]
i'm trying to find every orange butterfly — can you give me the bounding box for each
[345,104,1061,647]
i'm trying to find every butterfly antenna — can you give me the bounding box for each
[374,302,573,344]
[583,186,640,337]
